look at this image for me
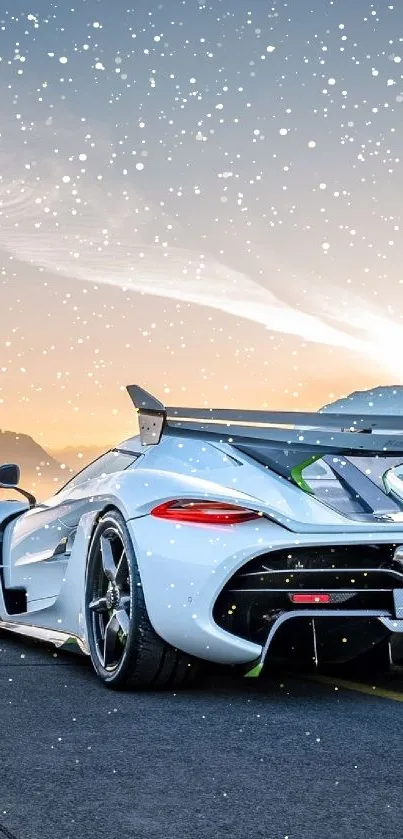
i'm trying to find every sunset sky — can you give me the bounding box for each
[1,0,403,450]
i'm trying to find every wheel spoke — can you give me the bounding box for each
[115,551,128,587]
[100,535,116,582]
[103,614,120,667]
[89,525,134,674]
[119,594,131,610]
[88,596,108,613]
[115,607,130,636]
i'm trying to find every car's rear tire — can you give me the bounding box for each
[84,509,202,690]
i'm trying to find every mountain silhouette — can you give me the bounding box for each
[0,430,73,495]
[321,386,403,415]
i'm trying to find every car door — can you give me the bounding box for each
[2,451,138,607]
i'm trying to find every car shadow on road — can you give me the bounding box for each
[2,629,403,701]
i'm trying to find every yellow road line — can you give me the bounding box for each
[302,673,403,702]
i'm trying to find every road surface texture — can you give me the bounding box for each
[0,632,402,839]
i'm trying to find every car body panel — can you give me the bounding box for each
[0,510,99,645]
[0,499,29,526]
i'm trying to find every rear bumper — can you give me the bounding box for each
[127,514,403,666]
[213,543,403,664]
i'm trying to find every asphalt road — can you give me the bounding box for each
[0,634,402,839]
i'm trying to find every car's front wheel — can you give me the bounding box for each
[85,509,201,690]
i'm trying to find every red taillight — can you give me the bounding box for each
[150,500,261,525]
[290,593,331,604]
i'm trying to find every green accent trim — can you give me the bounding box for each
[290,453,323,494]
[244,662,263,678]
[60,636,80,651]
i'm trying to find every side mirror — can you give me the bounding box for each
[0,463,36,507]
[0,463,20,487]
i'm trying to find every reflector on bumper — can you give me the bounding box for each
[290,593,330,604]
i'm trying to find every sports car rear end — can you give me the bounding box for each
[125,385,403,675]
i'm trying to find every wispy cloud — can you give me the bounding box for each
[1,111,402,376]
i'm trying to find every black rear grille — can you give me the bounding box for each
[213,542,403,644]
[247,543,401,572]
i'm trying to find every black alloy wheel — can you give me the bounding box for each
[85,509,203,690]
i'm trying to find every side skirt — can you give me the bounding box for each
[0,620,89,655]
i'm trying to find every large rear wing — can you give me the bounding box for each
[126,384,403,457]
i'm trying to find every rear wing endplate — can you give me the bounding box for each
[126,385,166,446]
[126,384,403,456]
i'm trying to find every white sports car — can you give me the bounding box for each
[1,383,403,690]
